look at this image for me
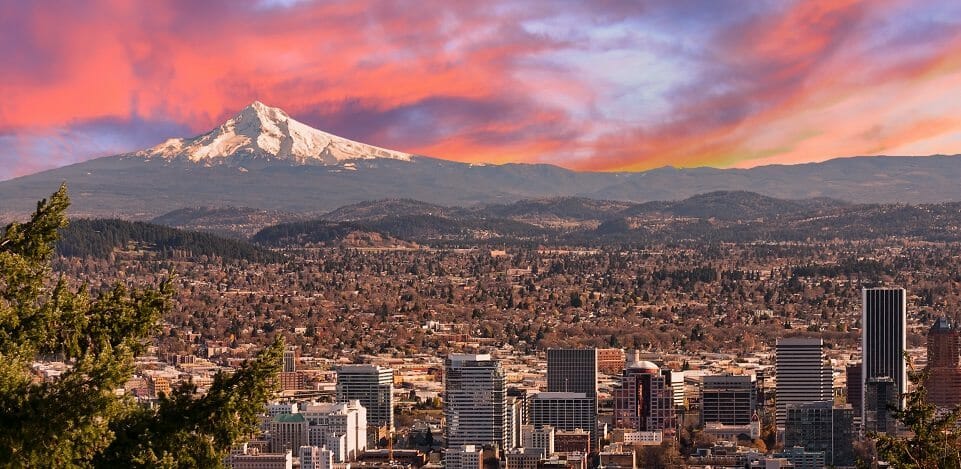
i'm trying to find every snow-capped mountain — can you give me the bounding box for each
[136,101,412,165]
[1,99,960,219]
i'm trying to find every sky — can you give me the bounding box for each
[1,0,961,180]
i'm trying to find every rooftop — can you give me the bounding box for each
[272,413,306,423]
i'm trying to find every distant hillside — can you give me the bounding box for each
[582,201,961,245]
[253,191,961,247]
[4,153,961,220]
[252,221,369,247]
[321,199,454,222]
[151,206,300,238]
[366,214,549,241]
[58,219,280,262]
[619,191,849,220]
[253,214,550,247]
[474,197,634,227]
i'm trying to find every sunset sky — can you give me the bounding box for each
[2,0,960,180]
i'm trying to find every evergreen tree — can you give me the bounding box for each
[871,370,961,468]
[0,185,283,467]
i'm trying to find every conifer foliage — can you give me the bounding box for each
[871,372,961,468]
[0,185,282,467]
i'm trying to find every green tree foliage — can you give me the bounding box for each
[0,185,283,467]
[95,341,283,467]
[871,371,961,468]
[58,218,279,262]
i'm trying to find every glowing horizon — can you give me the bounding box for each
[1,0,960,179]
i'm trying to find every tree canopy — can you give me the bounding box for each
[0,185,282,467]
[871,369,961,468]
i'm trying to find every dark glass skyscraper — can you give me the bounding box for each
[546,349,598,397]
[861,287,906,422]
[546,349,598,447]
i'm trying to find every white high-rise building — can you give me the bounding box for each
[299,446,334,469]
[775,337,833,428]
[445,444,483,469]
[444,354,508,449]
[862,287,907,422]
[521,424,555,455]
[506,396,525,449]
[301,400,367,462]
[336,365,394,433]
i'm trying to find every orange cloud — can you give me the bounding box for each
[1,0,960,180]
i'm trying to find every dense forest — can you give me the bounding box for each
[57,219,281,262]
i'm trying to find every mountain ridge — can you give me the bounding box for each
[1,103,960,217]
[245,191,961,247]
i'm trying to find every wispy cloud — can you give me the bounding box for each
[0,0,959,179]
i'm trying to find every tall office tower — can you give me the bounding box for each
[667,370,686,408]
[612,360,676,433]
[700,375,756,426]
[755,369,768,409]
[775,337,833,428]
[547,349,598,397]
[925,317,961,408]
[783,401,856,467]
[444,354,508,449]
[529,392,595,448]
[844,363,862,425]
[336,364,395,434]
[546,349,598,448]
[506,388,529,450]
[861,287,907,422]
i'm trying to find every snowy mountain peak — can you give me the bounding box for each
[136,101,412,165]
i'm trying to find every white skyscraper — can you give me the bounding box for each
[300,400,367,462]
[444,354,508,449]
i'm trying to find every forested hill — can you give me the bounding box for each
[57,219,281,262]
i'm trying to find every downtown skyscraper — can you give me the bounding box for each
[861,287,907,422]
[775,337,833,428]
[546,349,598,447]
[444,354,508,449]
[336,364,395,434]
[924,317,961,409]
